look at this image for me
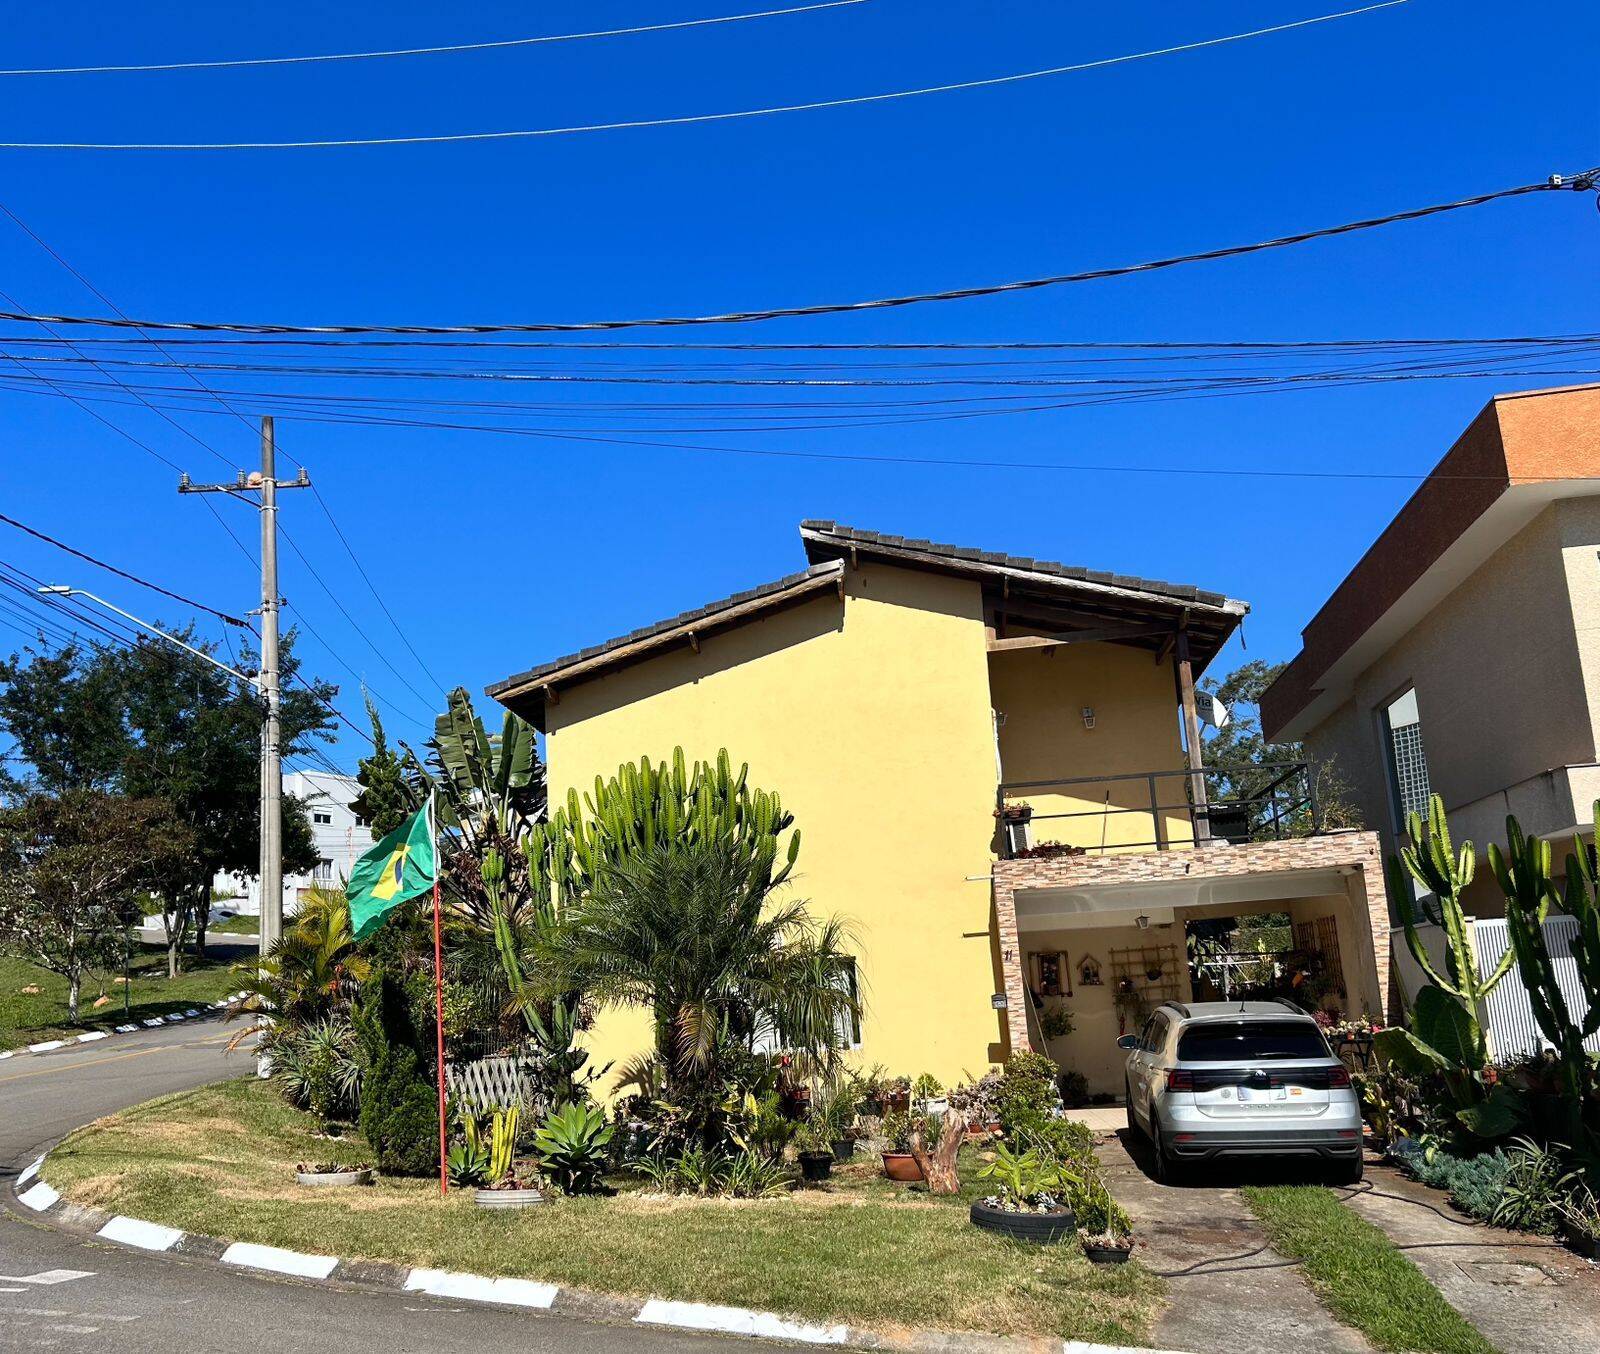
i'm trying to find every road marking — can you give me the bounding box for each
[18,1182,60,1211]
[404,1269,557,1308]
[636,1299,849,1344]
[220,1241,338,1279]
[0,1030,234,1083]
[0,1270,93,1286]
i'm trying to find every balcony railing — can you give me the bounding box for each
[996,761,1320,858]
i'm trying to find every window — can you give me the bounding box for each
[1381,688,1432,829]
[1177,1020,1331,1062]
[312,811,332,825]
[834,958,862,1049]
[312,857,334,885]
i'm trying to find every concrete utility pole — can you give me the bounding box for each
[179,416,309,954]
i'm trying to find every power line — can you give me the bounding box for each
[0,2,1406,149]
[0,167,1592,334]
[0,199,448,714]
[0,508,248,625]
[0,1,867,76]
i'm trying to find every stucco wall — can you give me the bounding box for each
[1303,502,1594,885]
[990,642,1192,851]
[543,561,1005,1088]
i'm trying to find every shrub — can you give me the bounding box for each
[533,1101,614,1194]
[1058,1069,1090,1108]
[995,1052,1060,1134]
[354,973,440,1177]
[1018,1116,1095,1168]
[1491,1138,1565,1234]
[881,1109,913,1153]
[1071,1172,1132,1239]
[1447,1151,1510,1221]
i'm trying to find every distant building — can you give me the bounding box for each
[214,769,375,916]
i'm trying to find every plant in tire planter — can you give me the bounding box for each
[970,1143,1078,1243]
[880,1109,923,1181]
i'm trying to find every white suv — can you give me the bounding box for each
[1119,999,1363,1184]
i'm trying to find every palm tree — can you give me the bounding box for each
[538,838,859,1134]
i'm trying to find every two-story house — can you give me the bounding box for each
[489,522,1393,1096]
[1262,382,1600,924]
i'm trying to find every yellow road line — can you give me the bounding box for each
[0,1031,236,1083]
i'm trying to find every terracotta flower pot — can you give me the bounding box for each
[882,1152,923,1182]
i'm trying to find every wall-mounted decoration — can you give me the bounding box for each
[1078,954,1103,986]
[1033,950,1070,997]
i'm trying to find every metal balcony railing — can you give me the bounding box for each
[996,761,1320,857]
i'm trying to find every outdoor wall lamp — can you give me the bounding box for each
[1135,914,1151,931]
[1081,706,1096,729]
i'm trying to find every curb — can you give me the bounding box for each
[9,1144,1196,1354]
[0,994,248,1060]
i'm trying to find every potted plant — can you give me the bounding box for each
[473,1105,549,1209]
[882,1075,912,1115]
[880,1109,924,1181]
[295,1161,373,1187]
[949,1070,1004,1138]
[912,1071,946,1115]
[794,1121,834,1184]
[813,1080,859,1161]
[970,1143,1077,1243]
[1075,1175,1135,1264]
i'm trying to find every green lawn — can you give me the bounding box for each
[0,946,242,1050]
[1244,1185,1497,1354]
[206,913,262,936]
[47,1080,1163,1344]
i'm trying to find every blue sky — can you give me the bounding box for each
[0,0,1595,767]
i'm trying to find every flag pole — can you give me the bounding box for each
[431,788,448,1198]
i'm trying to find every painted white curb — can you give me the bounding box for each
[17,1155,44,1187]
[141,1018,165,1028]
[76,1031,109,1043]
[637,1299,849,1345]
[18,1181,61,1211]
[27,1039,67,1053]
[115,1023,138,1033]
[405,1268,558,1309]
[98,1216,183,1252]
[1063,1346,1197,1354]
[220,1240,339,1280]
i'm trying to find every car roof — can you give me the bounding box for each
[1160,1001,1315,1024]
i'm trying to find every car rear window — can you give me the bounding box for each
[1177,1020,1330,1062]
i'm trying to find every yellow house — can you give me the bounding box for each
[488,522,1393,1098]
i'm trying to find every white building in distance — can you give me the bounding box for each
[214,770,375,916]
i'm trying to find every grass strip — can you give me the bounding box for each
[1243,1184,1497,1354]
[49,1079,1163,1344]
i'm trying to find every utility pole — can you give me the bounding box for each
[179,416,309,956]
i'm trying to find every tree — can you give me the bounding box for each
[0,624,338,973]
[538,836,858,1146]
[352,694,415,838]
[0,643,128,797]
[1199,659,1360,836]
[0,791,190,1021]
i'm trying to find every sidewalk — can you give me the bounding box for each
[1342,1162,1600,1354]
[1093,1129,1371,1354]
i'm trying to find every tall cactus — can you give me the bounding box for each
[1489,807,1600,1152]
[1391,794,1515,1011]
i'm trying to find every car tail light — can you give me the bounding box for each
[1327,1066,1352,1089]
[1166,1069,1194,1091]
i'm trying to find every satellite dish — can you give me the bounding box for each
[1198,693,1231,729]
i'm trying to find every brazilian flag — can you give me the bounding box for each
[348,804,437,941]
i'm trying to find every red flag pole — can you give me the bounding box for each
[431,790,448,1198]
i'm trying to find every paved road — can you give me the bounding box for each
[0,1023,726,1353]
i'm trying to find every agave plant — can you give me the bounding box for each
[533,1100,613,1194]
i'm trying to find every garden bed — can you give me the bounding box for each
[45,1079,1162,1344]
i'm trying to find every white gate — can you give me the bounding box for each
[1471,916,1600,1060]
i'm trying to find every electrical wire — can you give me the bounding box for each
[0,508,249,625]
[0,167,1591,333]
[0,1,868,76]
[0,2,1406,149]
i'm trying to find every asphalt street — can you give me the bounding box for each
[0,1021,731,1353]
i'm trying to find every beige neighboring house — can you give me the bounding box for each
[1262,382,1600,941]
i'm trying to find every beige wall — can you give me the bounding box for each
[1304,501,1599,896]
[543,561,1006,1088]
[991,641,1192,852]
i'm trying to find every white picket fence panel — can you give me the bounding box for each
[1471,916,1600,1060]
[444,1056,546,1115]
